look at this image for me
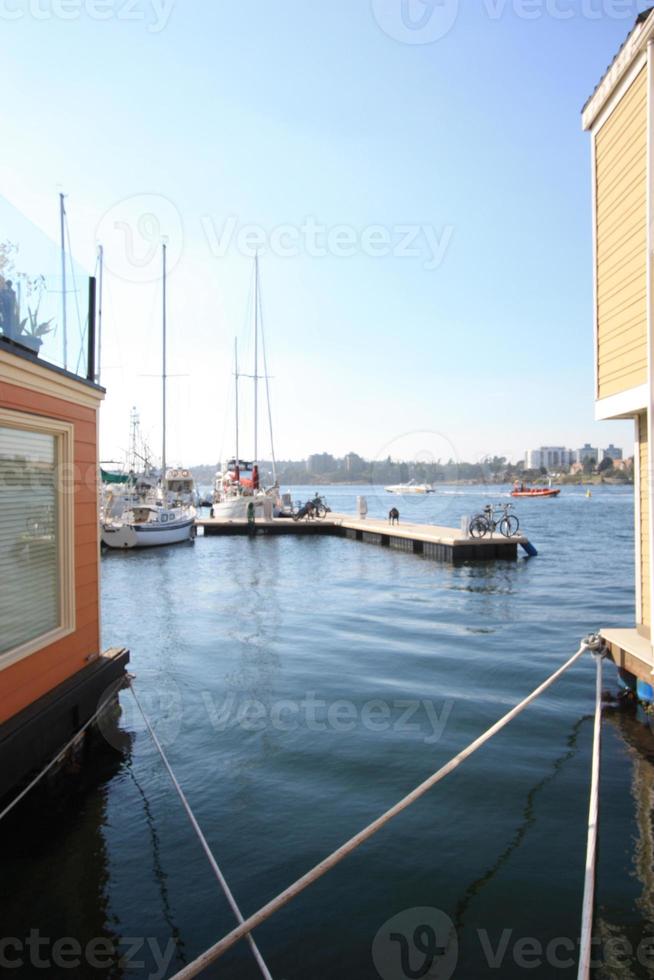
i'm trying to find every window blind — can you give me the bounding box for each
[0,425,60,657]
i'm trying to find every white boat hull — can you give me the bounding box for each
[384,485,435,495]
[211,496,268,521]
[102,516,196,549]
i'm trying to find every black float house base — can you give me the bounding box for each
[0,647,130,807]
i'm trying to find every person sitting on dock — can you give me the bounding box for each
[389,507,399,526]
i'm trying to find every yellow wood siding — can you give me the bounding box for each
[639,412,650,627]
[596,67,648,399]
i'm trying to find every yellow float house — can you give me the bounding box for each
[583,9,654,698]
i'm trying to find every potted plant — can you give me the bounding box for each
[17,308,54,354]
[0,242,53,355]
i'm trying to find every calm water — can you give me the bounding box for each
[3,484,652,979]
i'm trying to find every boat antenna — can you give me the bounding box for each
[162,242,167,484]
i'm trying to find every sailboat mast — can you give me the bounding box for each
[253,254,259,464]
[234,338,239,464]
[162,243,167,483]
[59,193,68,370]
[257,260,277,485]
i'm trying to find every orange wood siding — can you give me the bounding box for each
[0,376,101,723]
[639,411,651,628]
[595,66,649,399]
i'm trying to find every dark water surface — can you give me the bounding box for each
[2,484,651,979]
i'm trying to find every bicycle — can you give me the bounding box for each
[469,503,520,539]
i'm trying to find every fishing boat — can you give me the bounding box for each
[102,245,196,548]
[164,467,199,508]
[384,481,435,495]
[511,482,560,498]
[212,256,280,522]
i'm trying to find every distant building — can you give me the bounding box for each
[602,443,623,462]
[574,443,600,465]
[525,447,573,470]
[344,452,365,475]
[306,453,335,475]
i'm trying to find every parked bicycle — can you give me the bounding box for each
[293,494,331,521]
[469,503,519,539]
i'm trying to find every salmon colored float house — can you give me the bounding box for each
[0,207,128,804]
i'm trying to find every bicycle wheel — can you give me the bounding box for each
[500,515,519,537]
[469,517,488,539]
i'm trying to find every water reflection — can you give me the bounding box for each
[0,726,129,979]
[597,708,654,979]
[454,714,591,932]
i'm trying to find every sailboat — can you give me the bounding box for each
[212,257,280,521]
[102,244,197,548]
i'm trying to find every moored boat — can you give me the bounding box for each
[102,505,196,549]
[211,257,282,522]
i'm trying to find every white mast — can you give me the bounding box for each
[258,266,277,485]
[253,253,259,464]
[234,337,240,463]
[162,243,167,483]
[129,406,139,473]
[59,193,68,370]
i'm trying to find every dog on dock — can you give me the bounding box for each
[389,507,400,525]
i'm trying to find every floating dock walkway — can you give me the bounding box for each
[196,513,535,563]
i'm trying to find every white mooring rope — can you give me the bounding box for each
[129,685,273,980]
[577,647,604,979]
[0,678,125,823]
[170,638,599,980]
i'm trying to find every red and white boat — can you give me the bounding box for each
[511,482,560,498]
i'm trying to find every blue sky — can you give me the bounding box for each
[1,0,646,466]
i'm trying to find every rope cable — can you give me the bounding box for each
[170,639,595,979]
[577,650,604,979]
[0,678,125,823]
[129,685,274,980]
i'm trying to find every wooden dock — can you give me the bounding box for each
[196,513,534,563]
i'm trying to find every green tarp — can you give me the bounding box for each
[101,469,130,485]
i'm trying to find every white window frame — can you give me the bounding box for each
[0,408,76,670]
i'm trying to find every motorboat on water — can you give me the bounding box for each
[511,481,560,498]
[384,480,435,495]
[102,505,196,549]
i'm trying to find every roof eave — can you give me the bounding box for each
[582,8,654,131]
